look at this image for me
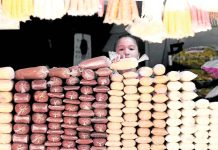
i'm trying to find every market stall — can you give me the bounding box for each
[0,0,218,149]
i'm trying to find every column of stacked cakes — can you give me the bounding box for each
[62,66,81,150]
[80,68,109,150]
[194,99,210,150]
[47,77,65,150]
[150,64,168,150]
[13,66,49,150]
[121,71,139,150]
[137,66,154,150]
[208,101,218,150]
[30,78,48,150]
[91,67,111,150]
[13,79,32,150]
[106,73,124,150]
[0,67,14,150]
[72,69,93,150]
[46,68,70,150]
[77,68,96,150]
[165,71,183,150]
[77,56,111,150]
[179,71,198,150]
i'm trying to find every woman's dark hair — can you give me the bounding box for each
[114,33,145,57]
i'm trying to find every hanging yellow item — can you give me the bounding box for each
[163,0,194,39]
[2,0,33,21]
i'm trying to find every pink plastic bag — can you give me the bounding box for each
[202,59,218,78]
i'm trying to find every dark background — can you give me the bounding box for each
[0,15,112,70]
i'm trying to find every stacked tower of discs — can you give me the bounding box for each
[62,68,81,149]
[106,73,124,150]
[208,101,218,150]
[31,79,48,150]
[179,71,198,150]
[150,64,168,150]
[0,67,14,150]
[166,71,183,150]
[47,76,65,149]
[13,80,31,150]
[194,99,210,150]
[77,68,96,150]
[46,69,66,150]
[122,71,139,150]
[91,67,111,150]
[137,66,154,150]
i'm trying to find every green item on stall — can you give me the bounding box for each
[189,69,213,81]
[172,46,218,69]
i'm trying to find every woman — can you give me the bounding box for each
[113,33,145,72]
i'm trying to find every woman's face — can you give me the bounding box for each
[115,37,140,59]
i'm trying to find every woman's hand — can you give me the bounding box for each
[112,54,126,63]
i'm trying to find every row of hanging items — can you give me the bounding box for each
[0,0,104,20]
[65,0,101,17]
[103,0,139,26]
[125,0,217,43]
[188,0,211,33]
[0,0,218,41]
[209,12,218,27]
[126,0,166,43]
